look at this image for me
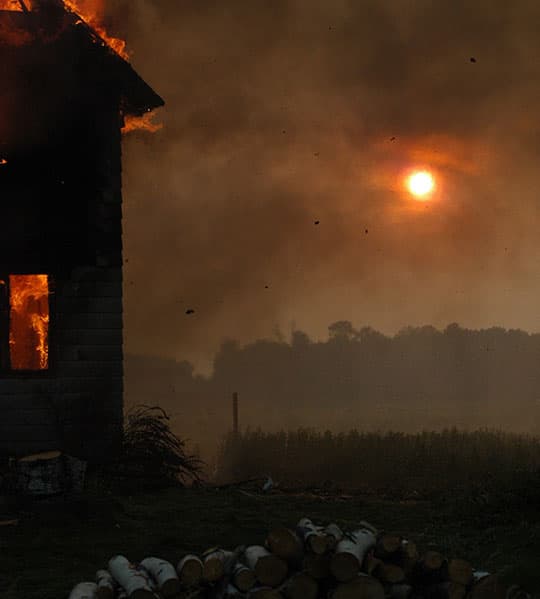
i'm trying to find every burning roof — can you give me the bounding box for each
[0,0,164,118]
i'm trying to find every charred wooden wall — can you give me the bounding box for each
[0,105,125,463]
[0,7,162,463]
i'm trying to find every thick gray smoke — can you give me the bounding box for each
[104,0,540,374]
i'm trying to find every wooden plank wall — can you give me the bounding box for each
[0,266,124,461]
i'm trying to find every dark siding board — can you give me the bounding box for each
[0,440,61,456]
[0,396,55,408]
[56,361,123,377]
[54,378,123,393]
[56,346,123,361]
[0,424,58,443]
[59,282,122,297]
[0,380,56,394]
[71,267,122,283]
[55,329,123,345]
[0,377,123,395]
[0,392,122,409]
[54,298,123,313]
[1,407,56,426]
[55,314,122,330]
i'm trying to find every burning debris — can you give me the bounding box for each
[67,518,531,599]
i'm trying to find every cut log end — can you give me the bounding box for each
[96,588,115,599]
[373,563,405,585]
[307,535,328,555]
[448,559,473,587]
[281,572,318,599]
[266,527,303,561]
[161,578,182,598]
[249,587,284,599]
[303,554,331,580]
[204,558,225,583]
[331,575,385,599]
[178,556,204,587]
[422,551,444,571]
[330,552,360,583]
[234,567,257,592]
[255,555,288,587]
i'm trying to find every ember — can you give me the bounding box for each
[9,274,49,370]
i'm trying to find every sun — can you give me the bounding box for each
[406,170,435,199]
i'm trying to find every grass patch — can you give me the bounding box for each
[1,483,539,598]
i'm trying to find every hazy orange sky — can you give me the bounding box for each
[103,0,540,374]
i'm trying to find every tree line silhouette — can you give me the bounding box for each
[125,322,540,466]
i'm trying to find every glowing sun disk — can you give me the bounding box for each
[407,171,435,199]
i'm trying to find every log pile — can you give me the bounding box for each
[67,518,531,599]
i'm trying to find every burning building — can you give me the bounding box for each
[0,0,163,461]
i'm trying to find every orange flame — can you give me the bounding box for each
[0,1,129,59]
[0,159,7,165]
[63,0,129,59]
[122,111,163,134]
[9,274,49,370]
[0,1,29,10]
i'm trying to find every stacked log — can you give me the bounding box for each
[66,517,531,599]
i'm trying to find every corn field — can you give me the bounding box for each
[215,427,540,498]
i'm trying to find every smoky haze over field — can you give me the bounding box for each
[98,1,540,466]
[125,324,540,466]
[103,0,540,375]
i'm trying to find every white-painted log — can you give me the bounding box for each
[296,519,328,555]
[108,555,155,599]
[225,545,248,575]
[472,570,490,582]
[323,523,344,550]
[95,569,116,599]
[357,521,378,536]
[177,554,204,587]
[139,557,181,598]
[135,565,159,593]
[244,546,288,587]
[68,582,98,599]
[330,529,376,582]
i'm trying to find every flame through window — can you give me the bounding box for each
[8,274,49,370]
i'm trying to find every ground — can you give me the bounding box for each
[1,484,539,598]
